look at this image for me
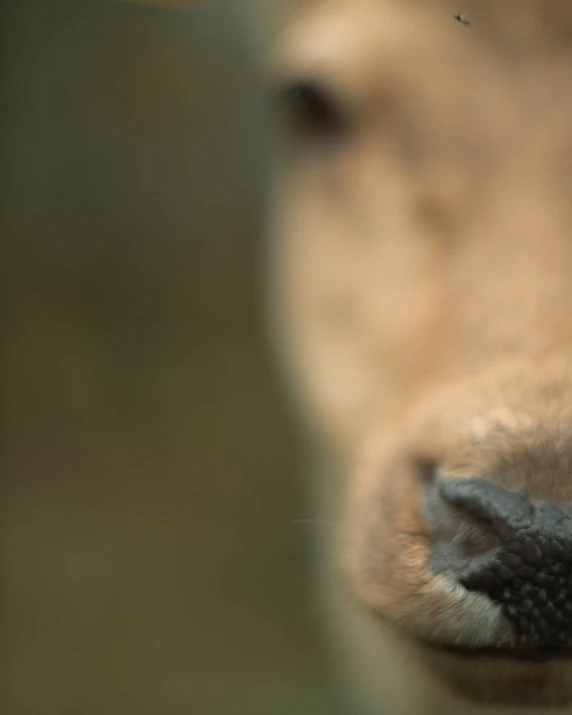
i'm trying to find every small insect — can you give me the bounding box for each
[454,13,471,26]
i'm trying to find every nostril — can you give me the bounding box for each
[437,477,535,537]
[423,475,506,572]
[423,473,572,647]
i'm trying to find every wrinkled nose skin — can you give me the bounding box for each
[425,476,572,647]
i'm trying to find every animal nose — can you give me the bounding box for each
[424,475,572,647]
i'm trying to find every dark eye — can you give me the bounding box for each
[274,78,350,145]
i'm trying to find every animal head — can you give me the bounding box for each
[265,0,572,708]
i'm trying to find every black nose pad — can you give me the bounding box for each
[423,475,572,646]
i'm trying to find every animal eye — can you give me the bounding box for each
[274,78,351,145]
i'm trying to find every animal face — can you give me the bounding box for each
[267,0,572,708]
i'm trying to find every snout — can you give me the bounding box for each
[342,367,572,705]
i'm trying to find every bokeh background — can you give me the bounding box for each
[1,1,340,713]
[5,2,572,714]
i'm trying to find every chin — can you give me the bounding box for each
[419,643,572,708]
[331,590,572,715]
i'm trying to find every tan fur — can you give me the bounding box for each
[263,0,572,712]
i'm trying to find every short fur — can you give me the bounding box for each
[263,0,572,712]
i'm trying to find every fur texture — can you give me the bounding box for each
[264,0,572,712]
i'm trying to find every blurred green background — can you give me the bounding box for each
[1,1,340,712]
